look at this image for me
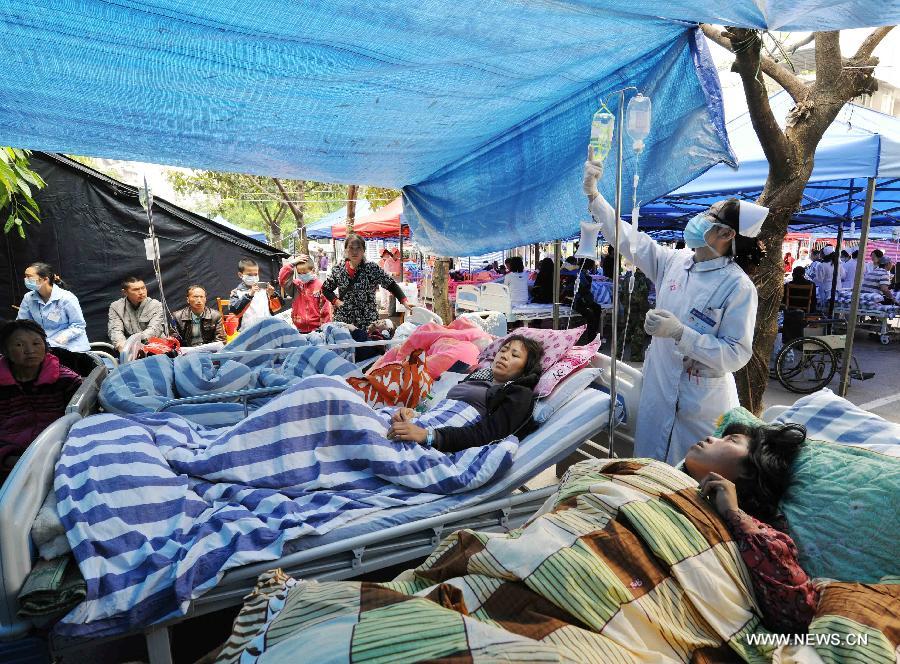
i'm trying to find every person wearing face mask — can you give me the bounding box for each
[278,254,333,333]
[17,262,90,352]
[229,258,282,331]
[583,159,764,463]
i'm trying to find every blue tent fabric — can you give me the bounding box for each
[1,2,898,253]
[212,215,268,243]
[305,201,374,239]
[641,92,900,231]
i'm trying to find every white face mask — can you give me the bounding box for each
[242,274,259,286]
[297,271,315,283]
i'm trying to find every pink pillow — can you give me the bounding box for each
[535,337,601,397]
[424,338,481,378]
[478,325,586,373]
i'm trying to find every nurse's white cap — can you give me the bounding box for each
[738,201,769,238]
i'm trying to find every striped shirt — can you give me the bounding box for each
[861,267,891,295]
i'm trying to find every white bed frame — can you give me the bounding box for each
[456,283,575,325]
[0,353,642,663]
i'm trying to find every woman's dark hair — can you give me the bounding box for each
[722,421,807,522]
[345,234,366,252]
[499,334,544,388]
[504,256,524,273]
[713,199,767,276]
[28,262,68,290]
[537,257,554,273]
[840,249,850,260]
[791,266,808,283]
[0,319,49,357]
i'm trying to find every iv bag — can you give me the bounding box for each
[626,94,652,152]
[575,221,601,258]
[589,109,615,162]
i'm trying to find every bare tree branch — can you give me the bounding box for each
[784,33,815,55]
[854,25,894,60]
[814,31,842,91]
[700,24,808,102]
[715,27,793,179]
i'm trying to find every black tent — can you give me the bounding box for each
[0,152,286,342]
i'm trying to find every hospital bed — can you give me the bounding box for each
[455,283,575,326]
[0,353,640,664]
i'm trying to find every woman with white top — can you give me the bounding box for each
[16,262,90,352]
[502,256,530,307]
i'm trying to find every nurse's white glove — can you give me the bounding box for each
[644,309,684,341]
[582,160,603,197]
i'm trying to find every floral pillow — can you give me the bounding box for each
[534,337,602,397]
[478,325,586,373]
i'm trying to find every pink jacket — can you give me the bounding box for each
[0,354,82,464]
[278,265,333,333]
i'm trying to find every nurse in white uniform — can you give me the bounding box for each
[583,160,767,463]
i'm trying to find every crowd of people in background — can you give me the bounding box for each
[784,243,897,308]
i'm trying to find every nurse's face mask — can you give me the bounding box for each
[683,210,731,255]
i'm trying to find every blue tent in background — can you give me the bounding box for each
[212,215,269,244]
[304,201,374,240]
[1,3,898,254]
[640,92,900,233]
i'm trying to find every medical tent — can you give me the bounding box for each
[304,200,375,240]
[1,3,899,255]
[0,153,286,342]
[640,92,900,232]
[306,199,409,240]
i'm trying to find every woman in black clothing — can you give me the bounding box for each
[387,335,544,452]
[322,234,410,329]
[530,257,555,304]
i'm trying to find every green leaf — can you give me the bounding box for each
[17,223,25,238]
[4,213,15,233]
[15,179,30,199]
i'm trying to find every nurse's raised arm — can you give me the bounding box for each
[582,158,674,285]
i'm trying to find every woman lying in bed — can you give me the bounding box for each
[387,334,543,453]
[684,421,819,633]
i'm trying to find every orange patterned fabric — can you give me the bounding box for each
[347,349,433,408]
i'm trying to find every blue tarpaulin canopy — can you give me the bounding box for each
[640,92,900,232]
[1,2,898,254]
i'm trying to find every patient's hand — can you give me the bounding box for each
[392,407,416,423]
[698,472,740,517]
[387,421,427,444]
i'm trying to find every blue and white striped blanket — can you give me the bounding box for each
[100,319,360,427]
[54,376,518,636]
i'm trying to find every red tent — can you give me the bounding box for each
[331,197,409,239]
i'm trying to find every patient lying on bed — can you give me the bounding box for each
[386,335,543,453]
[683,421,819,633]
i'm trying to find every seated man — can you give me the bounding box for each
[0,320,82,482]
[108,276,166,352]
[860,256,897,304]
[172,285,226,347]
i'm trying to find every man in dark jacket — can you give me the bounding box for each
[172,285,226,346]
[385,336,543,452]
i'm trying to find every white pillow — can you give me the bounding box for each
[532,368,602,424]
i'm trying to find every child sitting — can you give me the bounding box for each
[278,254,333,333]
[0,320,83,482]
[229,258,282,330]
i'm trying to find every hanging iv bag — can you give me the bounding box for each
[625,94,652,153]
[589,109,615,162]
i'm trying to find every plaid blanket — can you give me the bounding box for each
[216,459,777,663]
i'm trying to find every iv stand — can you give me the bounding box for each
[606,89,628,458]
[141,177,171,336]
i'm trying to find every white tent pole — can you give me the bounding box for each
[607,90,625,457]
[839,177,876,396]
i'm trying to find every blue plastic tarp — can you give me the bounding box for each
[640,92,900,231]
[1,2,898,253]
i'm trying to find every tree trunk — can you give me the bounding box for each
[273,178,307,253]
[734,179,809,413]
[432,257,453,325]
[346,185,359,235]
